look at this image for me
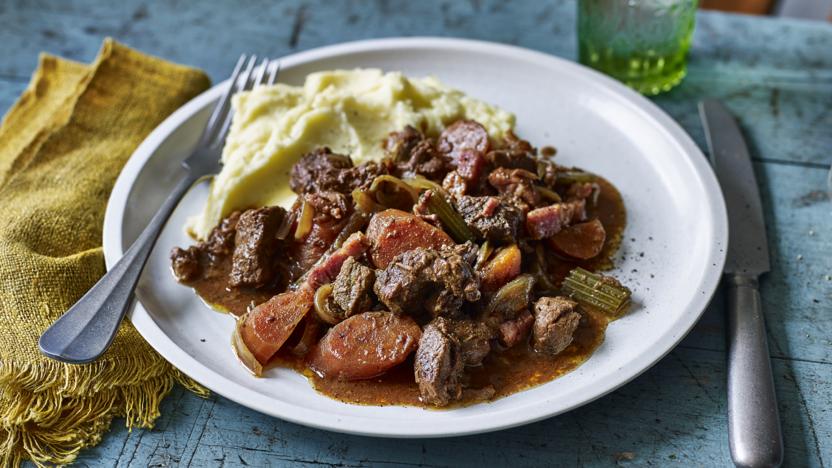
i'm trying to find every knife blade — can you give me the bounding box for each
[699,99,783,468]
[700,99,770,276]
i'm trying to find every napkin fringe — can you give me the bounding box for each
[0,360,207,466]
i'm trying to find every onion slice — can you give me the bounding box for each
[232,315,264,377]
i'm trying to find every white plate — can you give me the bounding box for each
[103,38,727,438]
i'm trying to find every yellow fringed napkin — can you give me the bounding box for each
[0,39,211,466]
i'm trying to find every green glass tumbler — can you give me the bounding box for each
[578,0,697,95]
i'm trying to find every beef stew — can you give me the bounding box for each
[171,120,630,408]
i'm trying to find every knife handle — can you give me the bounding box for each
[726,274,783,468]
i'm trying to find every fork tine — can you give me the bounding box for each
[199,54,247,146]
[253,58,269,87]
[210,55,260,148]
[208,55,257,147]
[267,61,281,85]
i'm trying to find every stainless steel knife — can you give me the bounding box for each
[699,99,784,468]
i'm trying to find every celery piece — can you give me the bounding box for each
[556,171,597,185]
[561,267,631,316]
[405,175,446,195]
[424,190,476,243]
[485,274,535,320]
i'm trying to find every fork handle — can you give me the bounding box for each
[726,274,783,468]
[39,170,199,364]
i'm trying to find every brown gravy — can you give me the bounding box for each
[184,177,626,408]
[272,306,607,407]
[184,253,279,318]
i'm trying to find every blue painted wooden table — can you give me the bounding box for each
[3,1,831,466]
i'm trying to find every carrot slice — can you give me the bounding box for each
[548,219,606,260]
[308,312,422,381]
[238,287,314,368]
[366,209,453,268]
[481,244,521,293]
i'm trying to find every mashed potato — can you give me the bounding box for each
[187,69,515,240]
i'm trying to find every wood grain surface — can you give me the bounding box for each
[2,1,830,466]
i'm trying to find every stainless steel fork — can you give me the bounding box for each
[39,54,280,364]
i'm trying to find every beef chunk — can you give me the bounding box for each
[170,211,241,283]
[486,149,537,172]
[331,257,375,317]
[290,147,385,194]
[230,206,287,287]
[384,125,423,161]
[487,167,541,212]
[414,317,493,406]
[407,140,451,180]
[386,126,451,180]
[525,200,586,240]
[306,191,350,222]
[290,147,353,193]
[532,296,581,355]
[414,319,465,406]
[455,195,522,242]
[486,131,537,173]
[374,243,480,321]
[440,318,493,366]
[202,210,241,258]
[170,246,200,282]
[498,309,534,348]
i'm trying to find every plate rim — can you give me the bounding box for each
[103,36,728,438]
